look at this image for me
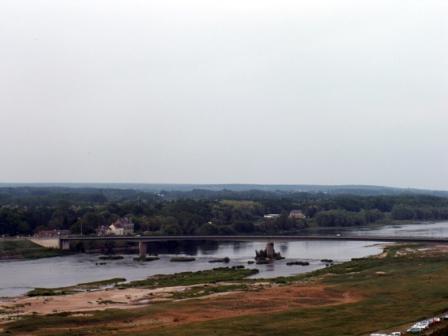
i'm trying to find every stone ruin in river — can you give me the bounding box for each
[255,242,283,264]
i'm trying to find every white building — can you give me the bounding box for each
[107,217,135,236]
[264,214,281,219]
[289,210,306,220]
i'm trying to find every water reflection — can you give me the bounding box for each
[144,240,220,255]
[232,242,243,253]
[279,244,288,254]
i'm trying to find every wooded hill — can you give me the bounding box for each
[1,186,448,236]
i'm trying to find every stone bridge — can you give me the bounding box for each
[51,235,448,259]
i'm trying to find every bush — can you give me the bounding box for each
[391,205,416,220]
[315,210,366,227]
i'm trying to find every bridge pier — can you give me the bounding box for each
[265,242,275,259]
[138,241,147,259]
[59,239,70,250]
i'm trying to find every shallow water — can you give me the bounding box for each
[347,221,448,237]
[1,221,447,297]
[0,240,381,297]
[301,221,448,237]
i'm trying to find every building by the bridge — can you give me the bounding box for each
[97,217,135,236]
[34,229,71,238]
[289,210,306,220]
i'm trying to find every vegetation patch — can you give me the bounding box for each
[170,256,195,262]
[97,299,126,305]
[118,267,259,289]
[27,288,77,297]
[320,259,333,263]
[172,284,249,299]
[383,243,425,257]
[27,278,126,297]
[0,309,141,334]
[286,261,310,266]
[208,257,230,263]
[133,256,160,262]
[2,186,448,237]
[98,255,124,260]
[76,278,126,289]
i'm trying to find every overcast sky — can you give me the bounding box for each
[0,0,447,189]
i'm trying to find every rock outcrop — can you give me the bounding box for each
[255,242,283,264]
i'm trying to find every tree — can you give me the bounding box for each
[198,223,219,235]
[391,205,415,220]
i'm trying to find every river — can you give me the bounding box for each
[1,221,447,297]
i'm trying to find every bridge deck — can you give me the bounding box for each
[60,235,448,244]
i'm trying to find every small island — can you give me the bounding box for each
[255,242,283,264]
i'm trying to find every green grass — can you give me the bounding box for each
[118,267,259,289]
[1,309,142,334]
[76,278,126,288]
[172,284,249,300]
[27,278,126,297]
[0,240,64,260]
[133,256,160,262]
[170,256,196,262]
[26,288,78,297]
[219,200,262,211]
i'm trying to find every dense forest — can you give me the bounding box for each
[1,187,448,236]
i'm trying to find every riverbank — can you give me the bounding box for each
[0,240,64,261]
[2,243,448,335]
[0,267,262,321]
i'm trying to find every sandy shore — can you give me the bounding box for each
[0,285,192,317]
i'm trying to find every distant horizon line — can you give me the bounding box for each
[0,182,447,192]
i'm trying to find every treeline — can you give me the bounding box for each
[1,188,448,236]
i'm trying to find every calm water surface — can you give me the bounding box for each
[302,221,448,237]
[348,221,448,237]
[1,221,447,297]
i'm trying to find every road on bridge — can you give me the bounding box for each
[60,235,448,244]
